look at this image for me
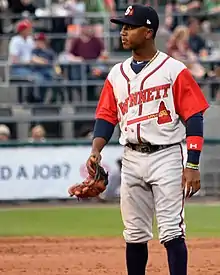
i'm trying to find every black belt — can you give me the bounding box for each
[126,142,179,154]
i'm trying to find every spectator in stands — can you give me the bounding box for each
[84,0,107,38]
[31,32,64,103]
[8,0,37,23]
[0,0,8,11]
[177,0,203,13]
[9,19,34,73]
[0,124,10,141]
[63,0,116,38]
[203,0,220,32]
[63,0,117,38]
[66,20,108,100]
[104,0,117,31]
[0,0,8,52]
[8,19,42,103]
[167,25,207,80]
[0,0,8,32]
[104,0,116,15]
[164,1,177,33]
[164,0,204,33]
[28,124,46,142]
[187,17,209,57]
[68,19,107,60]
[43,1,68,54]
[63,0,86,25]
[204,0,220,14]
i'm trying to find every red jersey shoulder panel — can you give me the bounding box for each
[95,78,118,126]
[172,68,209,121]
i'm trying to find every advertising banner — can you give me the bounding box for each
[0,145,124,200]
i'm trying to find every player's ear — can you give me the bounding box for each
[145,28,154,40]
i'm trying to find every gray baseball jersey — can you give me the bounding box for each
[95,51,209,243]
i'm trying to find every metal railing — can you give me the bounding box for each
[0,59,219,103]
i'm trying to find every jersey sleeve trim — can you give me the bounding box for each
[95,78,118,126]
[172,68,209,121]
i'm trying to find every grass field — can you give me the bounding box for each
[0,203,219,237]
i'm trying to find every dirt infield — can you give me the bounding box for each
[0,237,220,275]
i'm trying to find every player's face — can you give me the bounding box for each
[120,24,152,50]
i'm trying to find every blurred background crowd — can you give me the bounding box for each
[0,0,219,141]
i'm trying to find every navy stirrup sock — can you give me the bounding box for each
[164,237,188,275]
[126,242,148,275]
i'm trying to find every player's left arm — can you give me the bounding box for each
[173,68,209,198]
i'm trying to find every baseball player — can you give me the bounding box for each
[73,4,209,275]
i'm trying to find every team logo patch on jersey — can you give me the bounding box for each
[157,101,172,124]
[126,101,172,126]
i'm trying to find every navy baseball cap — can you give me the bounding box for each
[110,4,159,35]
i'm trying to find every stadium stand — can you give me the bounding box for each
[0,0,219,141]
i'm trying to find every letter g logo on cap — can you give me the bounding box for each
[125,6,134,16]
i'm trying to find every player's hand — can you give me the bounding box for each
[182,167,200,198]
[86,150,101,177]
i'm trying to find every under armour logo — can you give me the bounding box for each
[125,6,134,16]
[146,19,151,24]
[190,143,198,149]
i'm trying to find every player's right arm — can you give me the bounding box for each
[86,77,118,175]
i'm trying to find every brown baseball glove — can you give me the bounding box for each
[68,162,108,199]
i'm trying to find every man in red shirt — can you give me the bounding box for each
[68,21,107,101]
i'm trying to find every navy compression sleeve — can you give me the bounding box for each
[186,112,203,165]
[93,118,115,143]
